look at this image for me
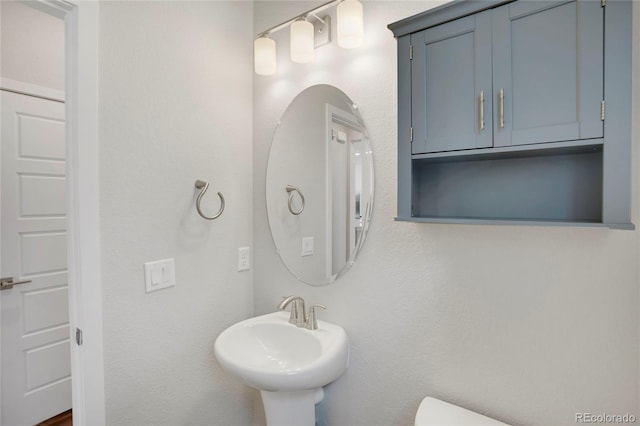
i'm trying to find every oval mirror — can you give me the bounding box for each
[266,85,374,286]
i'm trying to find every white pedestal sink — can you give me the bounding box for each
[214,312,349,426]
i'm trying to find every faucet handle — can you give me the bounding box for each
[289,300,301,325]
[305,304,327,330]
[278,296,305,326]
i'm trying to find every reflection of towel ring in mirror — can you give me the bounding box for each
[195,179,225,220]
[286,185,305,215]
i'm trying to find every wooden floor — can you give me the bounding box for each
[36,410,72,426]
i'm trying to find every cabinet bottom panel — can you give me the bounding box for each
[412,151,603,222]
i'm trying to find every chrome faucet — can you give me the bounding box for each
[277,296,306,327]
[277,296,327,330]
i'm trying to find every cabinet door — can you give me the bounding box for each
[492,0,603,147]
[411,11,493,154]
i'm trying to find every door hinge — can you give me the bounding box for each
[75,328,83,346]
[601,100,605,121]
[409,45,413,60]
[410,127,414,143]
[601,0,605,7]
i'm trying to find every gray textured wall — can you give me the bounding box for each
[99,2,255,424]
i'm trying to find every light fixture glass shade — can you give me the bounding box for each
[290,19,314,63]
[254,36,276,76]
[337,0,363,49]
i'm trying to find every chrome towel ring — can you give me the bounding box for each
[286,185,305,215]
[195,179,225,220]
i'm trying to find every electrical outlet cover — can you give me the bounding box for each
[301,237,314,257]
[238,247,250,271]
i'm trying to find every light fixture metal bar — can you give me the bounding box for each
[257,0,341,37]
[309,13,326,25]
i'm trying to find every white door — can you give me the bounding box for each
[328,123,361,273]
[329,124,349,275]
[1,90,71,425]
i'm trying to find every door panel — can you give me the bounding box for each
[411,11,493,154]
[1,90,70,426]
[20,175,67,216]
[18,114,66,160]
[492,0,603,147]
[21,232,68,275]
[26,339,71,390]
[23,285,69,332]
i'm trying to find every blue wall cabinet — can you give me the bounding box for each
[411,12,493,154]
[492,1,603,148]
[389,0,633,228]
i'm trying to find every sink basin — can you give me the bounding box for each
[214,311,349,426]
[214,311,349,391]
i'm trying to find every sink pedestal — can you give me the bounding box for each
[260,388,322,426]
[214,312,348,426]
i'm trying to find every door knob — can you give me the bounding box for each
[0,276,32,290]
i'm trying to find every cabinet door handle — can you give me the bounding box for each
[499,88,505,128]
[479,91,485,131]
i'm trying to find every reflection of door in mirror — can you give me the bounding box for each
[351,138,364,245]
[326,105,363,277]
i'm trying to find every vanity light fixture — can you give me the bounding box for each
[290,19,315,63]
[253,0,364,75]
[254,35,277,76]
[337,0,364,48]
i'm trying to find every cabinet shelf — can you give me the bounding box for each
[411,138,603,163]
[394,216,634,230]
[411,150,604,224]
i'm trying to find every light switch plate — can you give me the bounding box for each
[301,237,314,257]
[144,258,175,293]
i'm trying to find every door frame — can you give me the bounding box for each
[0,1,105,424]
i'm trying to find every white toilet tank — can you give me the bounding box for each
[415,397,510,426]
